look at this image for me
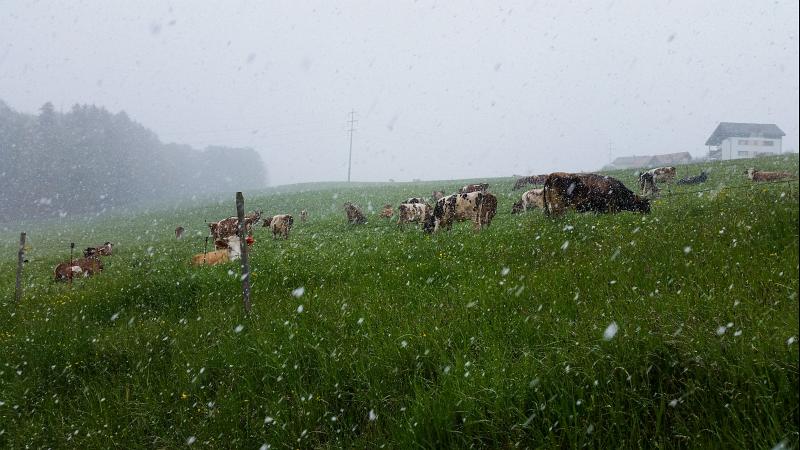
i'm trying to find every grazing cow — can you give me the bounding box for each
[344,202,367,225]
[405,197,427,204]
[745,168,792,182]
[478,193,497,228]
[642,167,676,184]
[175,226,185,239]
[208,210,262,242]
[423,191,484,233]
[191,235,241,266]
[83,242,113,258]
[512,188,544,214]
[397,202,431,227]
[432,190,445,201]
[542,172,650,217]
[458,183,489,194]
[638,172,660,198]
[299,209,308,223]
[513,175,548,190]
[379,204,394,219]
[677,171,708,185]
[263,214,294,239]
[54,255,103,282]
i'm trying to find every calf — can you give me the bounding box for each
[397,202,431,227]
[54,256,103,282]
[263,214,294,239]
[511,188,544,214]
[344,202,367,225]
[379,204,394,219]
[677,171,708,185]
[458,183,489,194]
[745,168,792,182]
[191,235,242,266]
[543,172,650,217]
[423,191,484,233]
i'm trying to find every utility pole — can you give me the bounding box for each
[347,110,357,182]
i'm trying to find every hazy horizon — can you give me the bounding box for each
[2,0,797,186]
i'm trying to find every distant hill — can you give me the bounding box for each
[0,100,267,220]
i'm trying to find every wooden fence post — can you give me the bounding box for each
[15,232,26,303]
[236,192,252,314]
[69,242,75,285]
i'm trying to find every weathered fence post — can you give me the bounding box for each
[203,236,209,265]
[15,232,26,303]
[69,242,75,285]
[236,192,252,314]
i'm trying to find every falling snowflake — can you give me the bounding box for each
[186,436,196,445]
[683,246,692,254]
[500,267,510,276]
[234,324,244,333]
[368,409,378,421]
[292,287,305,298]
[296,305,304,313]
[603,322,618,341]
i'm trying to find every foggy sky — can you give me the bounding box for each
[2,0,798,186]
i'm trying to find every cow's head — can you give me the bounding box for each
[632,196,651,213]
[744,168,755,179]
[262,216,273,227]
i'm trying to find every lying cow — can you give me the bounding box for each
[208,210,262,241]
[458,183,489,194]
[745,168,792,182]
[677,171,708,185]
[191,235,242,266]
[513,175,548,190]
[379,204,394,219]
[83,242,113,257]
[263,214,294,239]
[397,202,431,227]
[54,255,103,282]
[423,191,485,233]
[511,188,544,214]
[344,202,367,225]
[543,172,650,217]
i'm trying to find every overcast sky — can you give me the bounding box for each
[2,0,798,185]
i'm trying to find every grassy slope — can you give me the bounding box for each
[0,155,798,448]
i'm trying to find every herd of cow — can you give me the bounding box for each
[53,165,794,278]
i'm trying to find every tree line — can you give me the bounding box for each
[0,100,267,221]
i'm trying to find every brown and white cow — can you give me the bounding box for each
[397,202,431,227]
[511,188,544,214]
[191,235,242,266]
[379,204,394,219]
[642,167,676,184]
[208,210,262,241]
[458,183,489,194]
[513,175,548,190]
[54,255,103,282]
[745,168,792,182]
[543,172,650,217]
[637,172,660,198]
[344,202,367,225]
[478,193,497,228]
[263,214,294,239]
[423,191,485,232]
[83,242,113,257]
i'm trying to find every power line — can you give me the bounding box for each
[347,110,357,182]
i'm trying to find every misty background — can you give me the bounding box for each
[1,0,798,194]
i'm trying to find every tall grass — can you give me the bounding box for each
[1,155,798,448]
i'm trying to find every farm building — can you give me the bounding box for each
[605,152,692,170]
[705,122,785,160]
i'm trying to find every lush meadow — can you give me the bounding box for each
[1,155,798,448]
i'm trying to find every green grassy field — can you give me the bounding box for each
[1,155,798,448]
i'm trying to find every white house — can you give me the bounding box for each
[705,122,785,160]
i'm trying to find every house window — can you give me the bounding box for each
[738,150,750,157]
[762,140,774,146]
